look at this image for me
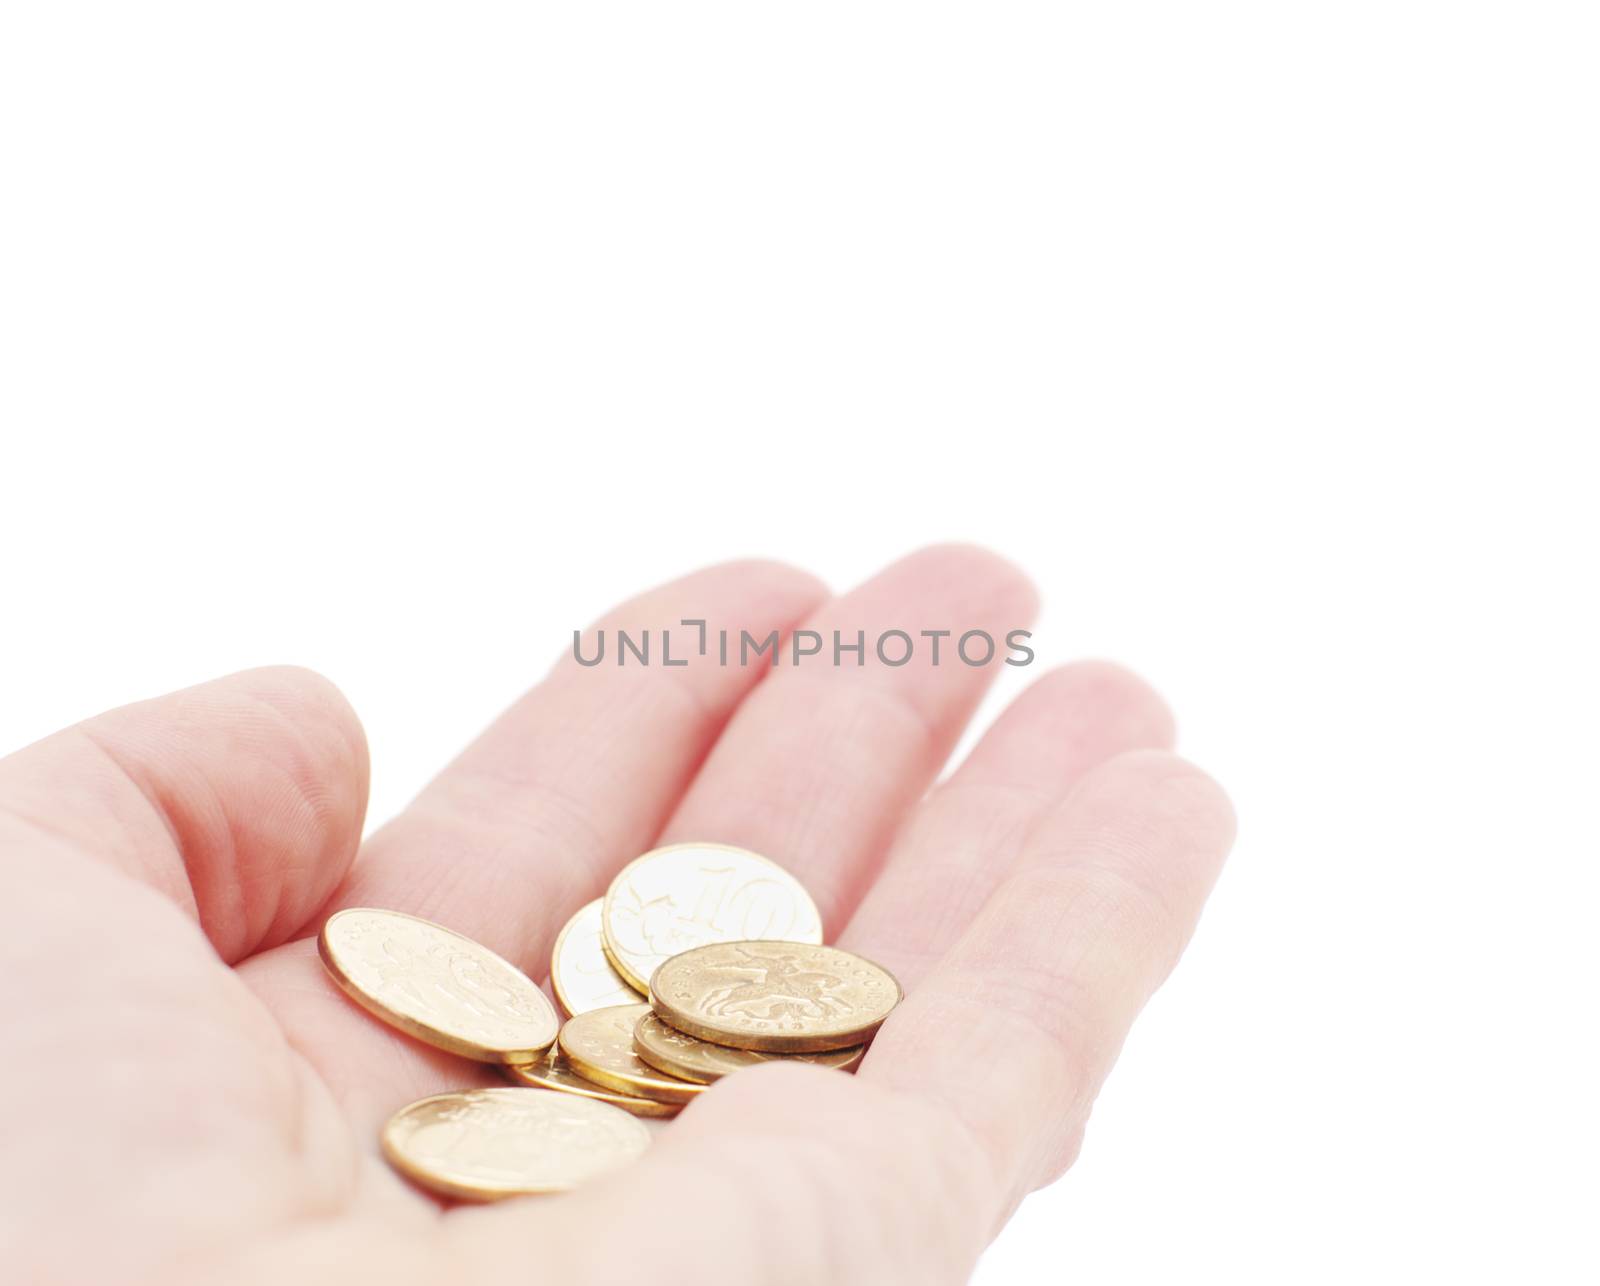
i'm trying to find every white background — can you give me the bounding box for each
[2,4,1595,1282]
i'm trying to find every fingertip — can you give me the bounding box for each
[585,558,831,642]
[694,557,831,604]
[652,557,830,610]
[945,662,1175,799]
[1071,748,1238,866]
[163,666,371,954]
[229,665,371,797]
[880,543,1041,623]
[1025,662,1177,750]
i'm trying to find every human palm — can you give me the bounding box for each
[0,548,1232,1285]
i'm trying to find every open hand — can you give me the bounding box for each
[0,547,1233,1285]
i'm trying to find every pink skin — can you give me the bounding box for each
[0,547,1234,1285]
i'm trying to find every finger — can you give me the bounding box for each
[0,665,368,962]
[861,750,1236,1217]
[659,544,1040,931]
[327,559,827,962]
[839,662,1175,988]
[0,671,368,1265]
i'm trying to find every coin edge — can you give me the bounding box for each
[318,907,558,1065]
[557,1005,705,1104]
[550,899,644,1019]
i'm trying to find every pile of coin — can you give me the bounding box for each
[318,842,902,1200]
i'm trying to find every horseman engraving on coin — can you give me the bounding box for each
[650,941,901,1053]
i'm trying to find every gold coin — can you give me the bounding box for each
[381,1087,650,1200]
[650,940,901,1053]
[550,899,645,1017]
[633,1011,863,1084]
[558,1003,703,1104]
[506,1045,679,1118]
[319,908,558,1065]
[601,842,823,993]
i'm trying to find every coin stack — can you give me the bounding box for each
[318,841,902,1200]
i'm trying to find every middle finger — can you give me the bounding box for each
[659,544,1038,933]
